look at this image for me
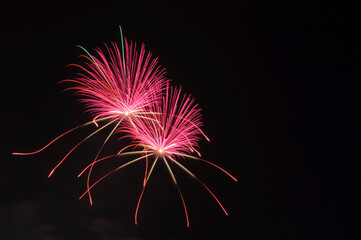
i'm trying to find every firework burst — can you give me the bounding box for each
[65,39,166,121]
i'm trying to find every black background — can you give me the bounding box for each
[2,0,361,239]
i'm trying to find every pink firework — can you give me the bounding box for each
[78,85,237,227]
[65,40,166,121]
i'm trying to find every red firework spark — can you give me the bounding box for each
[13,27,237,227]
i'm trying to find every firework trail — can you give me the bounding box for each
[79,85,237,227]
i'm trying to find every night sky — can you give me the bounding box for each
[2,1,361,239]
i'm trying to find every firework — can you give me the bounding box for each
[65,40,166,121]
[79,85,237,227]
[13,27,237,227]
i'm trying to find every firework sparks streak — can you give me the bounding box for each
[12,27,237,227]
[118,85,237,226]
